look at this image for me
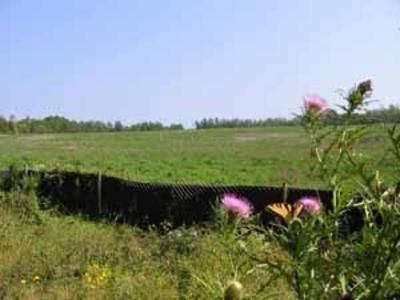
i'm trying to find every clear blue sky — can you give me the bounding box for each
[1,0,399,127]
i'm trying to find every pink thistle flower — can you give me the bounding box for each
[303,94,328,113]
[298,196,321,215]
[221,194,253,218]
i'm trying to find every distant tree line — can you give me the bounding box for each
[1,105,399,134]
[194,117,300,129]
[322,105,400,125]
[194,105,400,129]
[0,115,184,134]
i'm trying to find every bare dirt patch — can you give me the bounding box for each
[63,144,83,152]
[17,134,57,142]
[235,132,301,142]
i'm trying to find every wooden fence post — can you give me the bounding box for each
[97,171,102,215]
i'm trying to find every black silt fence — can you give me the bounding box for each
[1,170,333,227]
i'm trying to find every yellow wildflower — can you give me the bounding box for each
[84,263,111,289]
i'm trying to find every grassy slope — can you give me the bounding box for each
[0,126,395,187]
[0,191,293,300]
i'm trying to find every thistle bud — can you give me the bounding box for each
[347,80,373,111]
[224,280,243,300]
[357,79,372,97]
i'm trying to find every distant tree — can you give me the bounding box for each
[169,123,184,130]
[9,115,18,135]
[114,121,124,132]
[0,115,8,133]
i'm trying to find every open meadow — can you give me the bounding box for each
[0,126,396,188]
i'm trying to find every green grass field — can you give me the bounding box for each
[0,126,395,188]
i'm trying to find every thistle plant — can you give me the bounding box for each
[245,80,400,299]
[299,80,399,299]
[216,193,254,240]
[220,194,254,220]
